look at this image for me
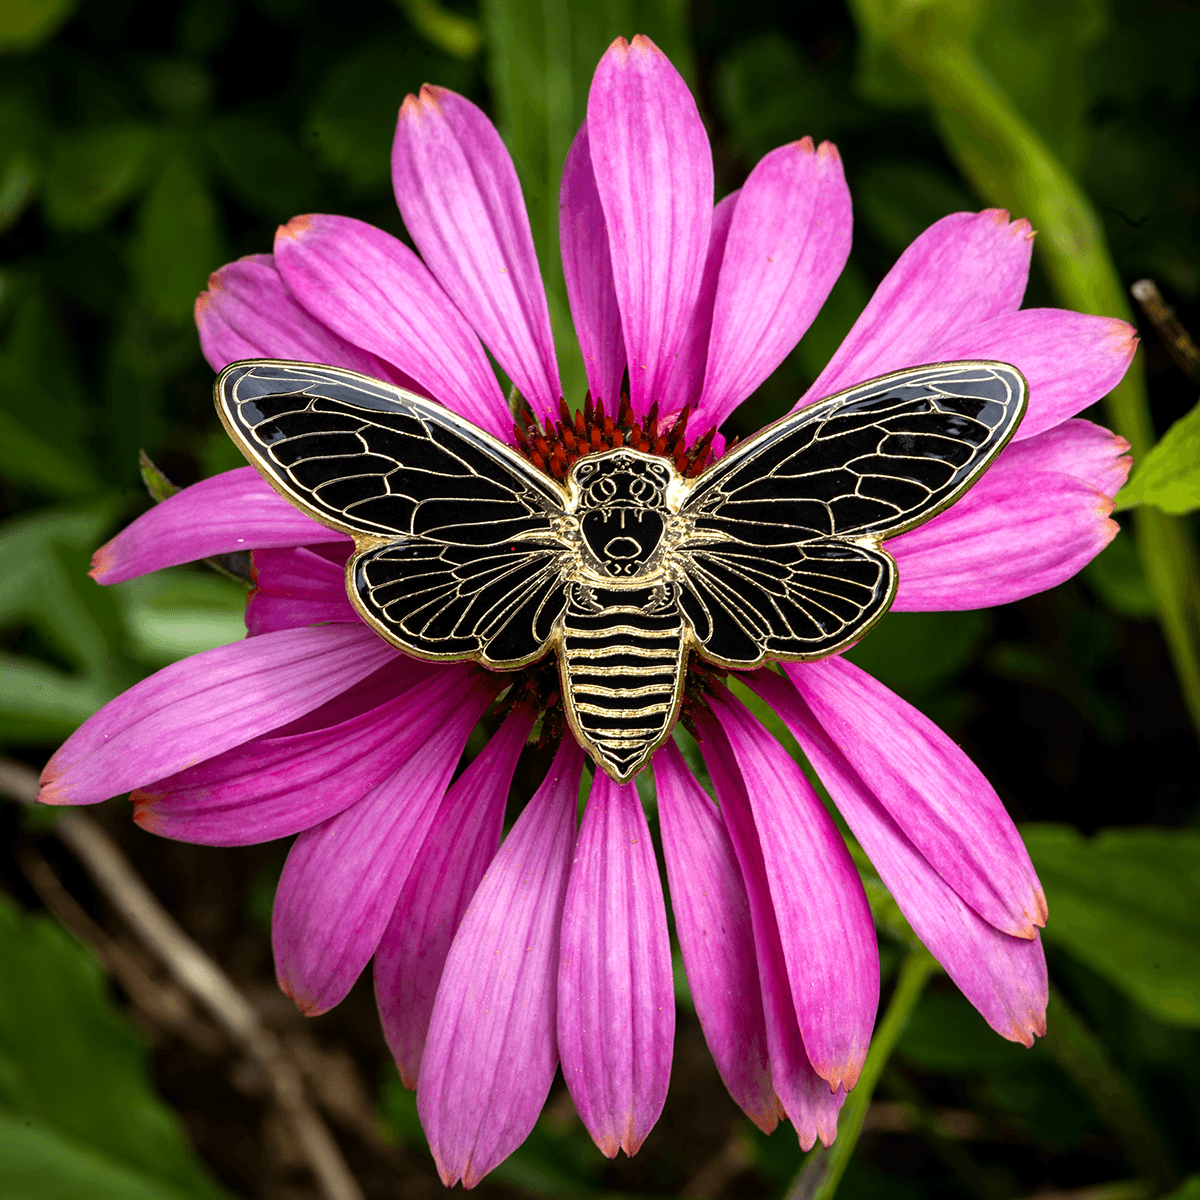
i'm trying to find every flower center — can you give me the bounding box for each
[512,393,718,482]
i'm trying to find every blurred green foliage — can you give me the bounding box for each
[0,0,1198,1197]
[0,896,236,1200]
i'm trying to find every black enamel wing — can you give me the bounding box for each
[216,358,1025,781]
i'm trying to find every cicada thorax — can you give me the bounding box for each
[558,450,687,780]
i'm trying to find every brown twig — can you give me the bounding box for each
[0,757,364,1200]
[1131,279,1200,385]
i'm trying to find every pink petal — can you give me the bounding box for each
[670,190,739,420]
[558,768,674,1158]
[695,711,844,1149]
[779,658,1047,939]
[889,468,1118,611]
[273,214,512,440]
[992,419,1131,497]
[708,689,878,1092]
[90,467,344,585]
[699,140,852,427]
[38,624,399,806]
[271,669,500,1014]
[418,737,585,1188]
[932,309,1137,442]
[245,545,358,635]
[394,87,561,421]
[799,210,1033,408]
[559,123,626,408]
[654,739,778,1132]
[195,254,413,385]
[587,35,713,418]
[757,673,1047,1045]
[376,706,535,1088]
[132,659,453,847]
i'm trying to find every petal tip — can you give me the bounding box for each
[816,138,841,163]
[89,538,118,582]
[35,777,70,807]
[276,213,316,243]
[629,33,662,56]
[130,791,164,834]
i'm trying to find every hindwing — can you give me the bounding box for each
[676,361,1026,665]
[216,359,570,667]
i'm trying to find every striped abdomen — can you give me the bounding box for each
[558,585,686,782]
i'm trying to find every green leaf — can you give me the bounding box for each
[0,897,236,1200]
[0,651,115,741]
[205,116,318,220]
[392,0,482,58]
[0,0,77,53]
[132,149,226,324]
[0,288,98,494]
[0,86,48,232]
[114,568,247,667]
[1022,823,1200,1027]
[1163,1178,1200,1200]
[1116,397,1200,515]
[42,122,158,232]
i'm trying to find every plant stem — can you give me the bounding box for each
[847,0,1200,741]
[1042,985,1176,1192]
[782,950,936,1200]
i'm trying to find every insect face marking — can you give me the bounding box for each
[571,451,672,580]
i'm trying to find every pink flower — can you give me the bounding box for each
[40,34,1133,1188]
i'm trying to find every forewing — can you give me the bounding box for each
[216,359,566,543]
[681,361,1027,544]
[216,359,569,665]
[678,540,895,666]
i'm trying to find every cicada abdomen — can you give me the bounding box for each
[558,584,686,783]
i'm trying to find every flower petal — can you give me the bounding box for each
[695,711,844,1148]
[654,739,778,1132]
[670,191,738,420]
[90,467,343,585]
[195,254,413,385]
[709,687,878,1091]
[132,658,450,847]
[932,309,1137,442]
[393,87,561,420]
[376,706,535,1088]
[558,768,674,1158]
[587,35,713,417]
[418,737,584,1188]
[273,214,511,439]
[245,545,357,635]
[757,673,1047,1045]
[889,468,1118,611]
[38,624,398,806]
[559,123,626,408]
[781,658,1046,938]
[799,210,1033,407]
[991,419,1131,497]
[699,140,852,427]
[271,668,500,1014]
